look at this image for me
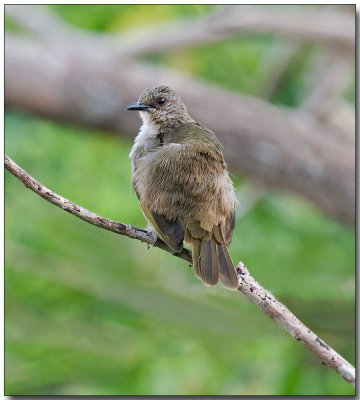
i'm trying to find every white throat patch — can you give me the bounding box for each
[129,112,159,159]
[139,112,158,138]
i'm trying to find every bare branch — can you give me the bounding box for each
[4,155,192,263]
[236,263,355,387]
[4,154,355,386]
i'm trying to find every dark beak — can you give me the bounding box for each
[126,102,152,111]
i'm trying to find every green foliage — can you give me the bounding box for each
[5,4,355,396]
[148,38,313,107]
[345,72,356,104]
[5,112,354,396]
[50,4,213,32]
[49,4,313,107]
[4,16,26,33]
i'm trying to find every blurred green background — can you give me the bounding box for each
[5,5,355,396]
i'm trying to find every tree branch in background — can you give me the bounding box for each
[300,51,354,143]
[4,154,355,387]
[4,5,355,225]
[5,5,354,56]
[4,4,109,49]
[261,41,302,101]
[302,53,354,122]
[4,33,355,225]
[116,5,355,57]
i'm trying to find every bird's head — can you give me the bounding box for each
[126,85,191,125]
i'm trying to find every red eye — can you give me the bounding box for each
[157,97,165,105]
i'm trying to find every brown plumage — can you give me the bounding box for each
[127,86,238,290]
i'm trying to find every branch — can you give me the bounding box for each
[116,5,355,57]
[261,41,302,100]
[4,4,111,53]
[4,154,355,387]
[325,103,355,144]
[302,52,354,120]
[6,5,354,56]
[235,263,355,387]
[4,155,192,263]
[5,4,79,39]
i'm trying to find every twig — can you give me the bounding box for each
[4,154,355,387]
[235,263,355,387]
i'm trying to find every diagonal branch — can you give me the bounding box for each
[235,263,355,388]
[4,155,192,263]
[4,154,355,387]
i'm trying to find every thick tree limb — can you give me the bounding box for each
[4,154,355,387]
[5,34,355,225]
[6,5,354,56]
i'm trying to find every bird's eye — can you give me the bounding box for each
[157,97,165,105]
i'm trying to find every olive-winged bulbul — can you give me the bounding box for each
[127,86,238,290]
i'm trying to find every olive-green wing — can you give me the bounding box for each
[141,201,185,253]
[223,209,235,245]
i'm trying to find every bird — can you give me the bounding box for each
[127,85,238,290]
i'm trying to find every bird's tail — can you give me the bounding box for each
[216,242,239,290]
[192,236,238,290]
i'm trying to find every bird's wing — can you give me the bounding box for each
[133,122,231,252]
[223,209,235,245]
[141,201,185,253]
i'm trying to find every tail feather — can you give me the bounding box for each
[217,243,239,290]
[192,238,201,279]
[192,238,219,286]
[191,230,238,290]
